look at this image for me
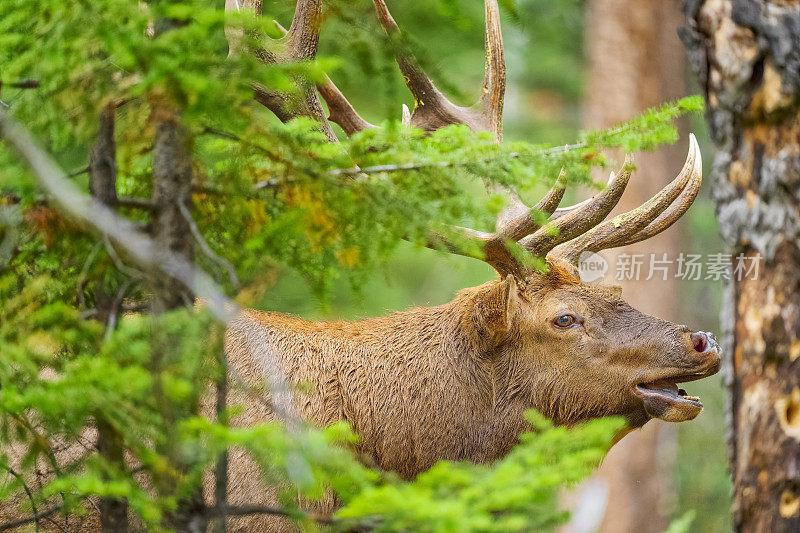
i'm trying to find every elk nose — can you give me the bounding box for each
[691,331,710,353]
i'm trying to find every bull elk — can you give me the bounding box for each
[219,0,721,529]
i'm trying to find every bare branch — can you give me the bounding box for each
[178,201,240,289]
[2,79,41,90]
[1,464,43,533]
[116,196,155,210]
[0,507,59,532]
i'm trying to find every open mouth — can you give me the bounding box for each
[636,379,703,407]
[634,357,720,422]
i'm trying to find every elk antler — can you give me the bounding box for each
[372,0,506,140]
[548,134,702,267]
[228,2,703,280]
[226,0,338,141]
[423,136,701,279]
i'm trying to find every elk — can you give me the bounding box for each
[219,0,721,529]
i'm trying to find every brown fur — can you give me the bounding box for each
[218,265,719,530]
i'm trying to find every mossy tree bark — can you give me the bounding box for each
[681,1,800,531]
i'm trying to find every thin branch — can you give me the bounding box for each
[328,141,589,177]
[105,279,134,340]
[1,464,42,533]
[67,166,89,178]
[116,196,155,210]
[103,235,143,279]
[2,79,41,90]
[76,241,103,310]
[0,507,59,532]
[178,201,240,289]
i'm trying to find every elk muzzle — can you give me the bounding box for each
[634,330,721,422]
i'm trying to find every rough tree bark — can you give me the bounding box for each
[88,103,129,533]
[681,1,800,531]
[571,1,687,532]
[150,14,201,532]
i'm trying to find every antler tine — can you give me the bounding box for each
[283,0,323,61]
[230,2,336,141]
[550,135,702,265]
[519,155,634,258]
[495,169,567,242]
[372,0,506,139]
[317,76,376,136]
[622,156,702,244]
[547,170,617,220]
[479,0,506,141]
[270,18,374,137]
[372,0,442,113]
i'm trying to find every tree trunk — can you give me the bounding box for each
[150,16,202,532]
[681,1,800,531]
[572,1,687,532]
[89,103,130,533]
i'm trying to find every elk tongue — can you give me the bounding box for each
[636,379,703,422]
[641,379,679,397]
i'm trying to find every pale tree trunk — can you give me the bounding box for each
[681,1,800,531]
[570,1,688,532]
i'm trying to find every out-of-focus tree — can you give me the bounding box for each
[681,1,800,531]
[575,2,688,531]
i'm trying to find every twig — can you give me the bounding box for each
[328,141,590,177]
[67,166,89,178]
[0,507,59,532]
[105,279,133,340]
[102,234,143,279]
[1,464,42,532]
[116,196,155,210]
[3,80,41,90]
[178,201,240,289]
[76,241,103,309]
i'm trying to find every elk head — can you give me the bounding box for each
[229,0,721,427]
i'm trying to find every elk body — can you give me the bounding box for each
[217,1,721,530]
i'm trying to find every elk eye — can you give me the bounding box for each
[554,314,576,328]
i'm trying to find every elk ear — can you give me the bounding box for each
[472,275,519,343]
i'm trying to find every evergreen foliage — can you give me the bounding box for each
[0,0,701,530]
